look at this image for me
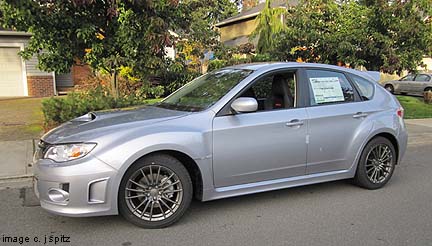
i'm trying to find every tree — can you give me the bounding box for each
[270,0,432,73]
[270,0,343,63]
[0,0,189,97]
[183,0,239,47]
[175,0,239,73]
[250,0,287,54]
[359,0,432,73]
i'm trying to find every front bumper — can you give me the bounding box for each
[33,155,119,217]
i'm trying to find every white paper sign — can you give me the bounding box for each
[309,77,344,104]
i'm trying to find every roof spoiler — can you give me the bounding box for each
[362,71,380,82]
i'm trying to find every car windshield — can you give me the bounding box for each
[155,68,252,112]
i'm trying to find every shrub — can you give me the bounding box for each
[159,58,201,94]
[42,86,145,128]
[208,59,228,72]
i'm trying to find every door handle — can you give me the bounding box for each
[285,119,304,127]
[353,112,368,118]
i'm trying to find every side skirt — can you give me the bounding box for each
[202,169,355,201]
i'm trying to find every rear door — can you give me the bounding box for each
[304,69,374,174]
[412,74,431,94]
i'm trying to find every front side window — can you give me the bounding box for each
[414,74,431,82]
[400,74,415,81]
[238,71,296,111]
[306,70,355,106]
[157,68,252,112]
[350,75,375,100]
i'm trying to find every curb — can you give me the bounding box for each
[0,174,33,181]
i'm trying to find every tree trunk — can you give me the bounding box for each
[111,69,119,98]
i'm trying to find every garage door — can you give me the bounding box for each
[0,47,24,96]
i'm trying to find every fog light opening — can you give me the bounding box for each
[47,188,70,203]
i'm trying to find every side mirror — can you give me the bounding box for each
[231,97,258,113]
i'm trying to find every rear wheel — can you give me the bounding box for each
[354,137,396,189]
[118,154,192,228]
[384,84,394,94]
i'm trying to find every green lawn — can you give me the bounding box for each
[397,96,432,119]
[0,97,45,141]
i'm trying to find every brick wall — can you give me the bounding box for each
[72,64,92,86]
[27,75,55,97]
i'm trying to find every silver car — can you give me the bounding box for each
[33,63,408,228]
[383,73,432,95]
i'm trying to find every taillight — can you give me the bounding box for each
[397,107,404,118]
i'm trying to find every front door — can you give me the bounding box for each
[212,70,308,188]
[398,74,415,93]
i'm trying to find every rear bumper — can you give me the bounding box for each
[397,128,408,164]
[33,155,119,217]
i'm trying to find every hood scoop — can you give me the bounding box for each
[72,112,97,122]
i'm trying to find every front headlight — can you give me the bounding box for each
[44,143,97,162]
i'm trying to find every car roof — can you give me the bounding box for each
[226,62,379,82]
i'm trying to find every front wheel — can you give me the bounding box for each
[354,137,396,189]
[118,154,193,228]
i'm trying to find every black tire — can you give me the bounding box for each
[384,84,394,94]
[354,137,396,190]
[118,154,193,228]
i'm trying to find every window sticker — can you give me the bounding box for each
[309,77,344,104]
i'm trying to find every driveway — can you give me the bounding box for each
[0,121,431,245]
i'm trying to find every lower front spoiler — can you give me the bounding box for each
[33,155,120,217]
[39,200,117,217]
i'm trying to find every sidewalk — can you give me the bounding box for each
[0,140,34,179]
[0,119,430,183]
[405,119,432,146]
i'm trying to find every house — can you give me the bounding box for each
[419,57,432,72]
[215,0,298,47]
[0,30,91,97]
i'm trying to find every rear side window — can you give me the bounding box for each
[414,74,431,82]
[306,70,355,106]
[350,75,375,100]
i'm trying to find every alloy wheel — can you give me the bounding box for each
[365,144,393,184]
[125,164,183,222]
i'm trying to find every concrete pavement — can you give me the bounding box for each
[0,140,34,179]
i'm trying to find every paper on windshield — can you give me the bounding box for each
[309,77,344,104]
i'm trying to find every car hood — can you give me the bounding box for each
[42,106,189,144]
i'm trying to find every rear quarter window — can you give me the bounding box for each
[350,75,375,100]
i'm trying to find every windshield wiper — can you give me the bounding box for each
[154,102,203,112]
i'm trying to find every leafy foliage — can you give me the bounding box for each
[183,0,240,47]
[0,1,188,74]
[250,0,287,54]
[41,86,145,127]
[270,0,432,73]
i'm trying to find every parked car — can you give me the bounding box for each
[383,73,432,95]
[33,63,408,228]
